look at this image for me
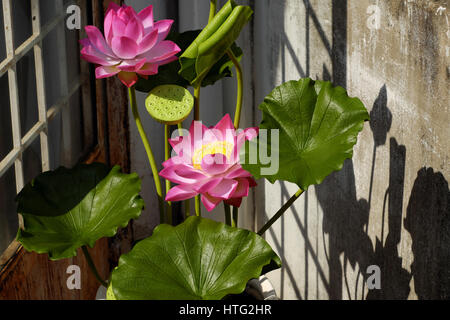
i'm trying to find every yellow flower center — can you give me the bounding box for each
[192,141,234,170]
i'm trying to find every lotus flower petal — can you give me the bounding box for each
[117,58,146,72]
[153,20,174,43]
[81,45,119,66]
[124,15,144,42]
[166,185,198,202]
[208,179,238,200]
[138,30,158,54]
[201,193,222,212]
[111,36,139,59]
[96,65,120,79]
[85,26,115,57]
[144,41,181,63]
[138,5,154,29]
[136,63,159,76]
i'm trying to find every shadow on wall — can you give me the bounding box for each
[316,83,450,300]
[404,168,450,300]
[262,0,450,300]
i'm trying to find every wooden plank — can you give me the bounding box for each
[0,239,110,300]
[106,77,129,172]
[92,0,109,165]
[78,0,95,155]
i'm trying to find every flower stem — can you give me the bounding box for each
[195,196,201,217]
[224,204,238,227]
[128,87,164,223]
[81,246,108,288]
[185,199,191,218]
[232,206,239,228]
[177,122,184,137]
[164,124,172,225]
[226,49,244,129]
[209,0,217,22]
[224,204,232,226]
[194,86,201,122]
[257,188,304,236]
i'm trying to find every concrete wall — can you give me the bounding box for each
[125,0,449,300]
[254,0,449,300]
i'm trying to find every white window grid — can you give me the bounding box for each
[0,0,85,232]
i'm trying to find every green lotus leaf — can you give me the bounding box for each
[241,78,370,190]
[179,0,252,87]
[201,42,243,87]
[110,216,281,300]
[107,280,117,300]
[135,30,243,92]
[16,163,144,260]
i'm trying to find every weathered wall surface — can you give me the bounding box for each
[254,0,449,300]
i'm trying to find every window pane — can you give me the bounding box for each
[0,167,18,254]
[11,0,32,49]
[16,51,39,137]
[0,74,12,161]
[0,1,97,254]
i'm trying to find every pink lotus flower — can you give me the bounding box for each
[160,114,258,212]
[80,3,181,87]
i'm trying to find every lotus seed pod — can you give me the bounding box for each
[145,85,194,125]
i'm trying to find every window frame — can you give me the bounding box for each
[0,0,130,299]
[0,0,90,270]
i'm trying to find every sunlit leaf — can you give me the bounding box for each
[16,164,144,260]
[110,216,281,300]
[241,78,370,190]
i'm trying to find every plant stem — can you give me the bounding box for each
[224,204,238,227]
[177,122,184,136]
[226,49,244,129]
[232,206,239,228]
[128,87,164,223]
[257,188,304,236]
[224,204,232,226]
[81,246,108,288]
[209,0,217,22]
[185,199,191,218]
[164,124,172,225]
[194,86,201,122]
[195,196,201,217]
